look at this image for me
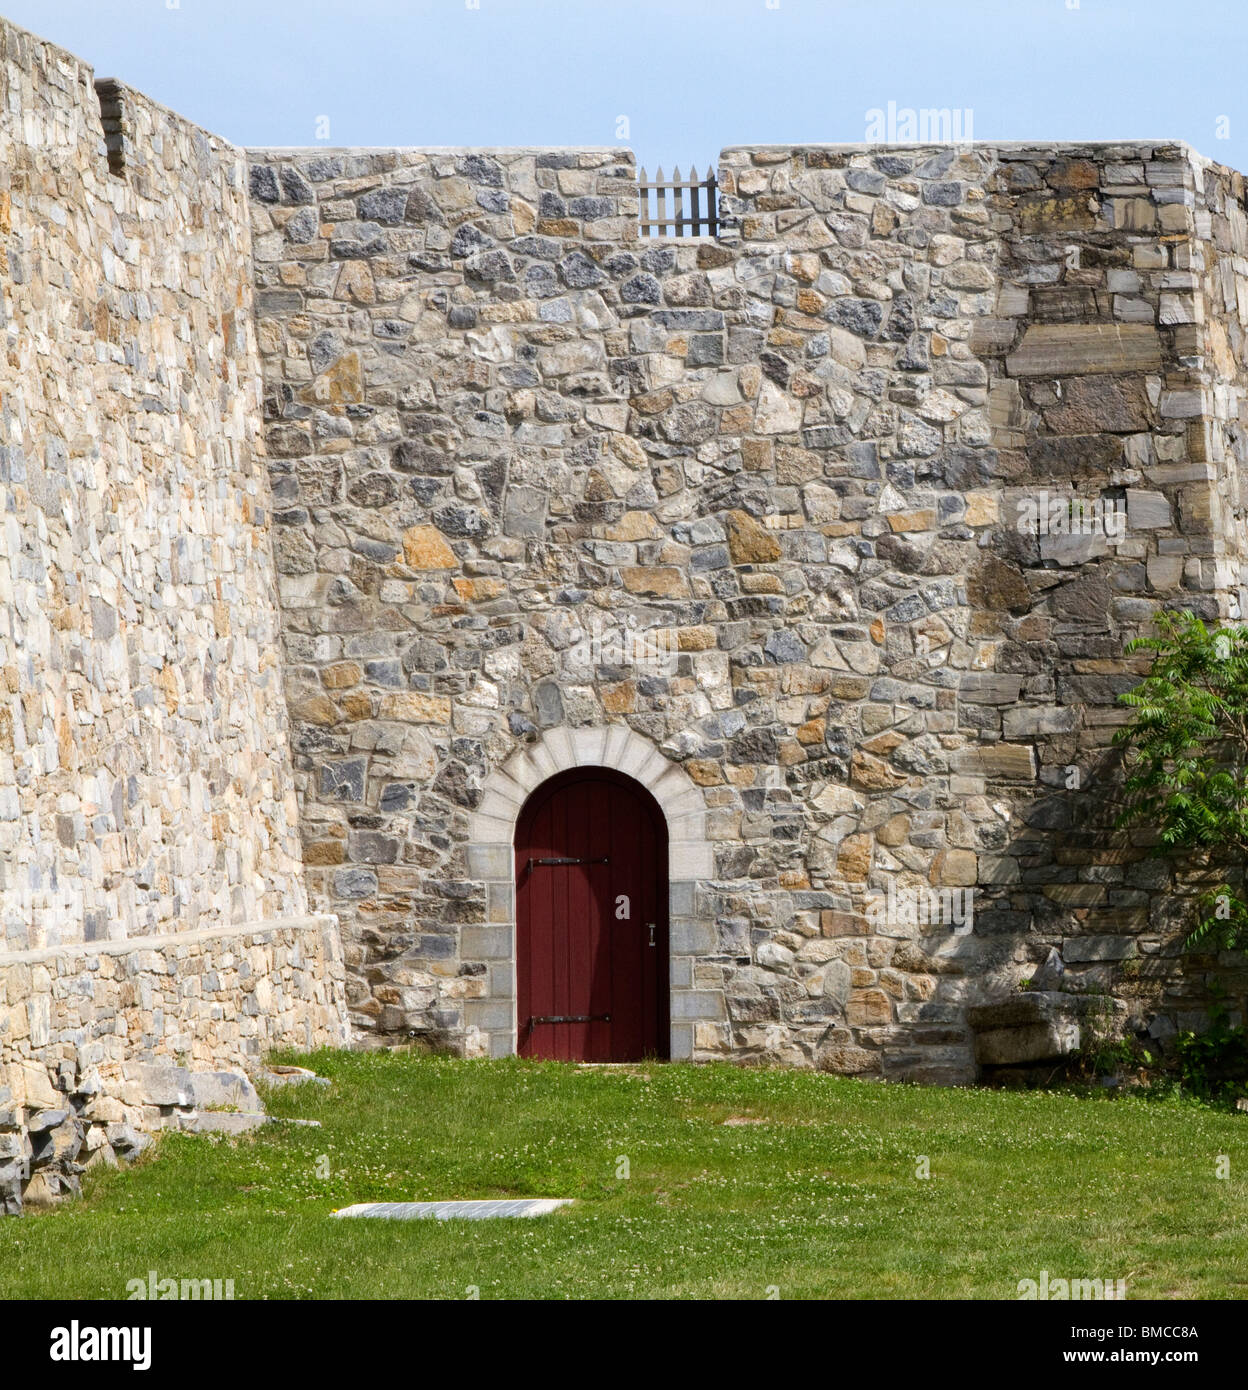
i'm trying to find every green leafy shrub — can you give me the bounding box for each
[1115,610,1248,950]
[1173,1007,1248,1101]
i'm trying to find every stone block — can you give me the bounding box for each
[1002,706,1078,738]
[670,990,726,1022]
[1061,934,1138,963]
[953,745,1037,779]
[187,1071,262,1113]
[1127,488,1173,529]
[138,1065,195,1109]
[969,991,1127,1065]
[669,842,714,879]
[467,844,512,881]
[464,1000,513,1031]
[958,673,1024,704]
[1006,323,1162,376]
[179,1111,269,1136]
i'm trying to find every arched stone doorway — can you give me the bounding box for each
[465,726,720,1061]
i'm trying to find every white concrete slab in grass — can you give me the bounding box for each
[332,1199,574,1221]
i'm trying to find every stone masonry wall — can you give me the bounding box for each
[249,137,1248,1079]
[1,19,305,950]
[32,9,1248,1204]
[0,17,348,1212]
[0,914,347,1212]
[2,14,1244,1107]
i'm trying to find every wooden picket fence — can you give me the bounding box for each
[637,165,718,237]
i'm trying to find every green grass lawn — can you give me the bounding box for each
[2,1050,1246,1300]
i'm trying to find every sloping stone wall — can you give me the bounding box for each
[1,19,305,950]
[0,16,348,1212]
[248,137,1247,1079]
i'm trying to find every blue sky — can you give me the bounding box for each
[9,0,1248,175]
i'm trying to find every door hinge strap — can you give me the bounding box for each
[528,1014,611,1026]
[528,856,609,868]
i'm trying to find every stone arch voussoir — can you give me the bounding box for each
[464,724,722,1060]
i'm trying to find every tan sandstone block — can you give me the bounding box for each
[726,509,782,564]
[379,692,452,722]
[838,833,873,881]
[322,662,362,690]
[402,525,458,569]
[621,567,689,597]
[932,849,978,886]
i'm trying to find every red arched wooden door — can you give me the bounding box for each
[515,768,668,1062]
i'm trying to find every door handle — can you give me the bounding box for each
[647,922,656,947]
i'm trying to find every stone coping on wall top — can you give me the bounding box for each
[720,139,1193,155]
[721,138,1244,189]
[249,139,1195,159]
[245,145,633,158]
[239,139,1236,187]
[718,138,1227,173]
[0,914,339,970]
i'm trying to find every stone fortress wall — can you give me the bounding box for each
[247,135,1248,1079]
[0,17,347,1212]
[6,10,1248,1218]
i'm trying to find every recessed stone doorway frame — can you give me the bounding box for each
[465,726,722,1060]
